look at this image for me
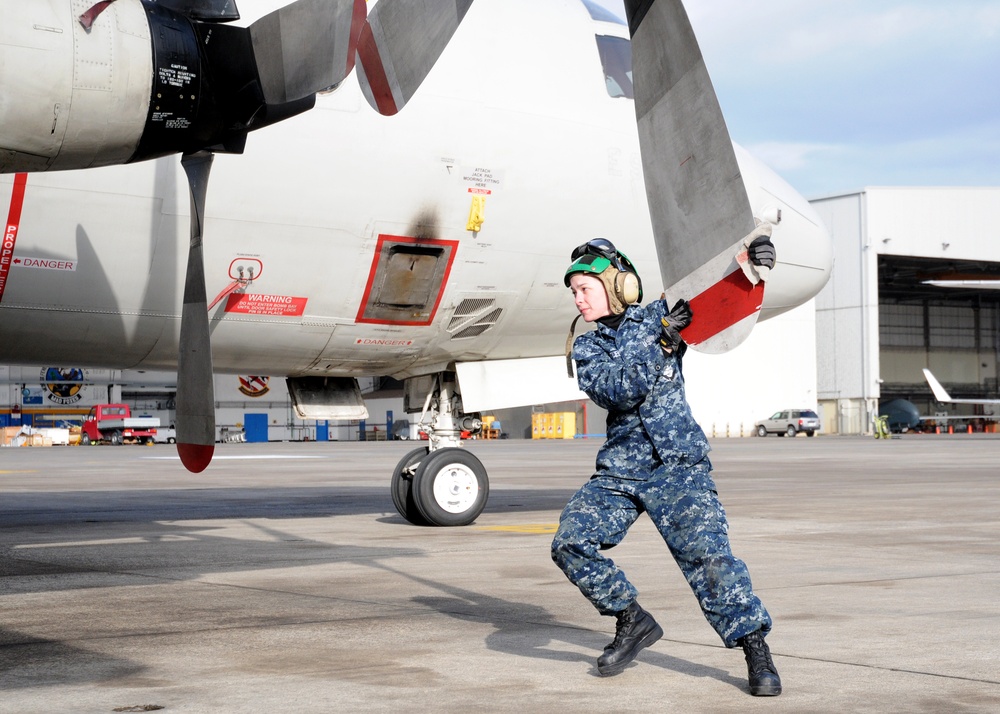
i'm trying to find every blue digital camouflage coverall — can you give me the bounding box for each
[550,299,772,647]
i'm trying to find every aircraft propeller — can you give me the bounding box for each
[169,0,473,471]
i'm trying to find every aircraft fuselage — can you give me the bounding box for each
[0,0,831,382]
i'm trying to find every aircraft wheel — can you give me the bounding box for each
[756,425,767,438]
[412,448,489,527]
[785,425,797,437]
[110,431,124,446]
[81,433,91,446]
[391,447,431,526]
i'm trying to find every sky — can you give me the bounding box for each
[592,0,1000,198]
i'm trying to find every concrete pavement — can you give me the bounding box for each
[1,435,999,713]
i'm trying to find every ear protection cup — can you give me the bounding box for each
[615,271,641,305]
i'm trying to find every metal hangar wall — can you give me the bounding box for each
[810,187,1000,434]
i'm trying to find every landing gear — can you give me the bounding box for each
[413,448,488,526]
[391,447,431,526]
[389,373,489,527]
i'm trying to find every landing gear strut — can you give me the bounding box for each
[390,374,489,526]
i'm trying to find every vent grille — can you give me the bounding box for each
[448,299,503,339]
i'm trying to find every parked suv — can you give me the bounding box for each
[755,409,820,437]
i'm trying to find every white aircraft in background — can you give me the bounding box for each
[922,369,1000,407]
[0,0,833,525]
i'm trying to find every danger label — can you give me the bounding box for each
[225,293,307,316]
[355,338,414,347]
[11,257,77,271]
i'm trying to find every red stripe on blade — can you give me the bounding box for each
[177,443,214,473]
[357,23,398,115]
[680,270,764,345]
[345,0,367,76]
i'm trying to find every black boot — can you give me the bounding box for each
[738,629,782,696]
[596,601,663,676]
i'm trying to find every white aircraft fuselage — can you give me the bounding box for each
[1,0,830,380]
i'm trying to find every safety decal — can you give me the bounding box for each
[11,257,77,272]
[1,173,28,303]
[224,293,307,317]
[355,338,415,347]
[462,166,503,196]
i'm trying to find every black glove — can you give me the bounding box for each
[748,235,776,269]
[660,299,692,353]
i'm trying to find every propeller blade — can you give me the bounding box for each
[356,0,474,116]
[624,0,761,351]
[176,151,216,473]
[625,0,755,286]
[250,0,366,104]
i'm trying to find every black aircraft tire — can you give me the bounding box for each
[412,448,489,527]
[391,447,432,526]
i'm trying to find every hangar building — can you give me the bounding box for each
[810,187,1000,434]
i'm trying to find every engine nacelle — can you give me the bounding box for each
[0,0,311,173]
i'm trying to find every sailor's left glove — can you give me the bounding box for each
[660,299,692,354]
[748,235,776,269]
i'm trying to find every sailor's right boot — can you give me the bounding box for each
[738,629,782,696]
[596,601,663,676]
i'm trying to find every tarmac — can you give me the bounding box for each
[1,434,999,713]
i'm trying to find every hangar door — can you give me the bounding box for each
[878,255,1000,407]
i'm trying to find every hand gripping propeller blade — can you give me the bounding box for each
[356,0,474,115]
[176,151,216,473]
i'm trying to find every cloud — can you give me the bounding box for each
[590,0,1000,194]
[742,141,844,173]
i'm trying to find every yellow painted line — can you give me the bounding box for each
[476,523,558,535]
[0,470,38,474]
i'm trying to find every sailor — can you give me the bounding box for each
[551,237,781,696]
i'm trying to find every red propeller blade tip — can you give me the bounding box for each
[177,443,215,473]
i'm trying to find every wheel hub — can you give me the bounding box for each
[433,464,479,514]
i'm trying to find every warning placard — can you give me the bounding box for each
[225,293,307,317]
[355,338,414,347]
[12,257,77,271]
[462,166,503,195]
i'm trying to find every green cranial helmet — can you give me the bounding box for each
[563,253,613,287]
